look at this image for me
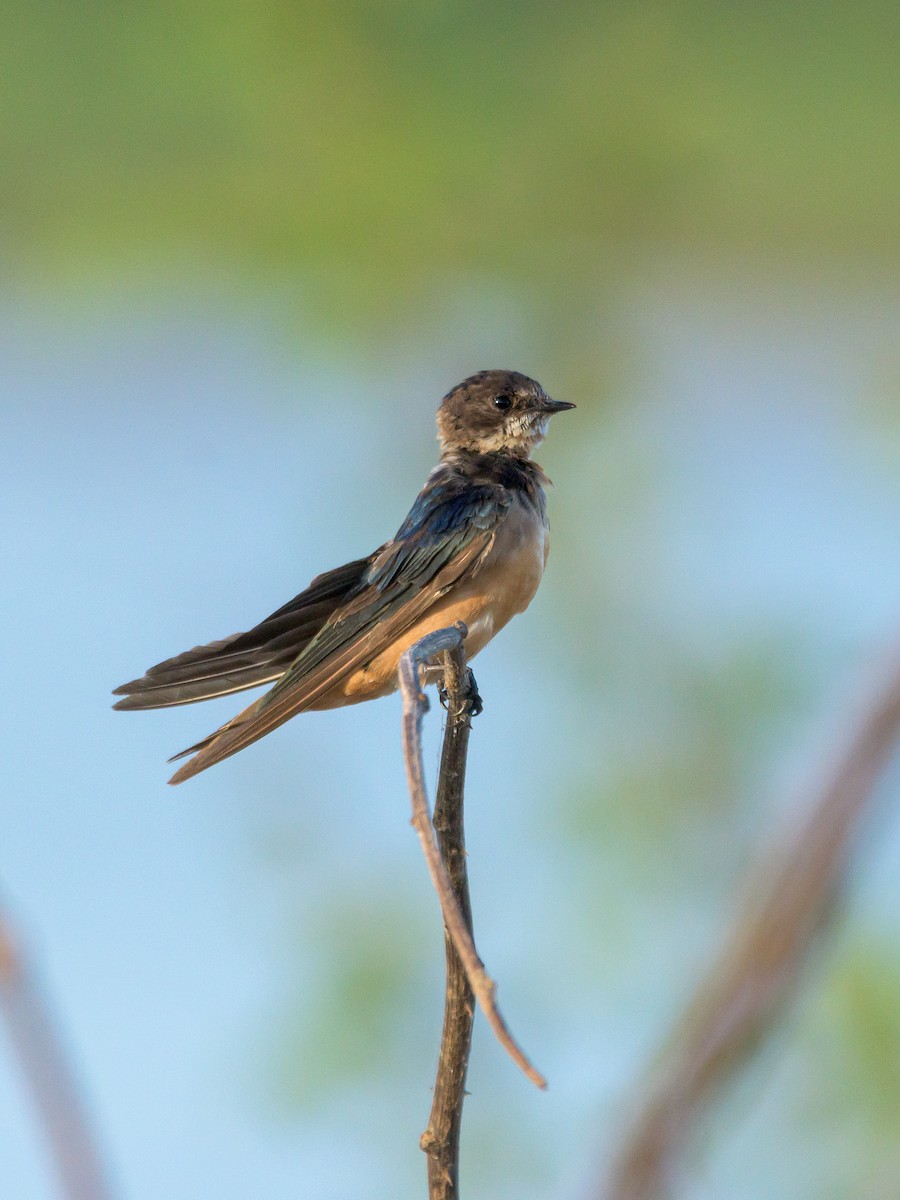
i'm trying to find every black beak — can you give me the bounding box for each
[533,397,576,414]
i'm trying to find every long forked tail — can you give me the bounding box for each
[112,556,378,781]
[113,557,371,712]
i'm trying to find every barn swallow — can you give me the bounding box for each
[113,370,574,783]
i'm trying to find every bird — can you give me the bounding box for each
[113,370,575,784]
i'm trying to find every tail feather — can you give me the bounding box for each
[167,696,264,763]
[111,618,324,708]
[112,556,373,710]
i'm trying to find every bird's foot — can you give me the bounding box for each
[437,669,482,718]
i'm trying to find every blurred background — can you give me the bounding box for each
[1,2,899,1197]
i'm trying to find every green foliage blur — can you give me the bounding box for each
[3,0,896,332]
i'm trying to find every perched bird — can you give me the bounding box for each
[114,370,574,783]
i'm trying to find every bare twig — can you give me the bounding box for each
[399,623,546,1099]
[600,645,900,1200]
[0,904,116,1200]
[419,642,477,1199]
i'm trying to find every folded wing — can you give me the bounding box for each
[167,473,509,784]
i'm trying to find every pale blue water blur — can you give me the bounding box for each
[1,265,898,1198]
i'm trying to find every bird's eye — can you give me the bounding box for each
[493,394,512,411]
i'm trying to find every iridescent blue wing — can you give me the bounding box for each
[167,469,510,782]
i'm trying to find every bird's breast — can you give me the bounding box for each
[474,489,548,631]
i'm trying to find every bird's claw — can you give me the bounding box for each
[439,670,482,717]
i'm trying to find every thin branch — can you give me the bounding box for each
[399,623,546,1097]
[600,644,900,1200]
[0,903,116,1200]
[419,642,477,1199]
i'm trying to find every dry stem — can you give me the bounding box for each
[0,904,116,1200]
[600,645,900,1200]
[399,623,546,1114]
[418,641,477,1198]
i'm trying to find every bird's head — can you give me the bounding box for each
[436,370,575,459]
